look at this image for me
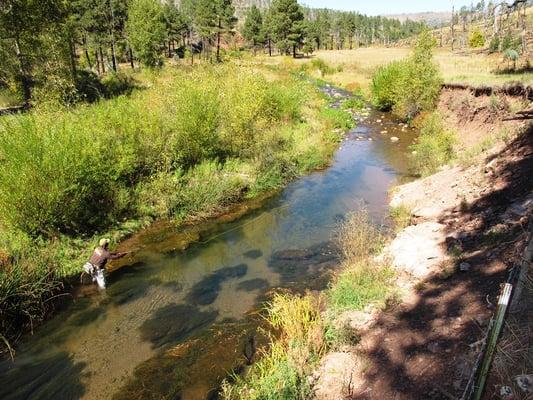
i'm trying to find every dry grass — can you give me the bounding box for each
[257,47,533,91]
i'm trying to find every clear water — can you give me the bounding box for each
[0,87,416,400]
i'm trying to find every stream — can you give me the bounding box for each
[0,85,417,400]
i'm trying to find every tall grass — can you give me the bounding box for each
[222,294,325,400]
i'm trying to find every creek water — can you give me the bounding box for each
[0,86,416,400]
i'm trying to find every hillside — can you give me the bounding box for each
[384,11,451,27]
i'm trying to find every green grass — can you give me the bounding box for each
[222,294,324,400]
[327,261,395,315]
[389,205,413,231]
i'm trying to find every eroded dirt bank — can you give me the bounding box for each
[312,89,532,400]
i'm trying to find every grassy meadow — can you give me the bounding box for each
[265,47,532,92]
[0,61,356,351]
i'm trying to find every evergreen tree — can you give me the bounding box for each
[269,0,305,57]
[194,0,236,62]
[126,0,166,67]
[243,5,264,54]
[0,0,66,103]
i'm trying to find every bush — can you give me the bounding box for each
[489,36,500,53]
[501,34,521,52]
[371,61,405,111]
[371,30,442,120]
[409,113,456,176]
[310,58,335,77]
[469,28,485,48]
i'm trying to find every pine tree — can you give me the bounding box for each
[126,0,166,67]
[269,0,305,57]
[243,5,264,54]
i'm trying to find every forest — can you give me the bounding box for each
[0,0,425,106]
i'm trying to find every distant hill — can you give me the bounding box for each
[383,11,452,27]
[232,0,272,19]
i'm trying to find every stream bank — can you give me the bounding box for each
[311,88,532,400]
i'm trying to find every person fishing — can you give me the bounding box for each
[83,238,126,289]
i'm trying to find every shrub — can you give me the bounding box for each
[489,36,500,53]
[501,34,521,52]
[371,61,405,111]
[503,49,520,70]
[469,28,485,48]
[409,112,456,176]
[102,73,138,98]
[310,58,335,77]
[371,30,442,120]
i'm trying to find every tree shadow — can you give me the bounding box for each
[351,128,533,399]
[0,351,87,400]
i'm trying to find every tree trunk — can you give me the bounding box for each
[83,34,92,70]
[95,49,101,74]
[110,42,117,72]
[109,0,117,72]
[129,47,134,69]
[292,44,296,58]
[216,17,222,62]
[99,46,106,73]
[14,37,31,104]
[268,38,272,56]
[451,6,455,50]
[521,2,527,54]
[168,40,172,58]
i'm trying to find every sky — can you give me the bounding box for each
[297,0,474,15]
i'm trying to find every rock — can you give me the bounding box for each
[386,222,449,278]
[515,375,533,393]
[411,150,417,155]
[376,119,382,123]
[499,385,514,399]
[368,138,373,141]
[427,341,440,353]
[380,130,387,134]
[390,136,399,142]
[459,262,471,272]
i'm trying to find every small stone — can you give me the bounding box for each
[515,375,533,393]
[459,262,471,272]
[412,150,417,155]
[427,341,440,353]
[376,119,382,123]
[390,136,399,142]
[380,130,387,134]
[499,385,514,399]
[368,138,373,141]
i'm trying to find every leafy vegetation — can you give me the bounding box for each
[371,30,442,120]
[127,0,166,67]
[409,112,456,176]
[0,0,426,107]
[469,28,485,48]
